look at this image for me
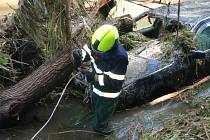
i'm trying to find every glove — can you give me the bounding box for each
[80,69,95,82]
[205,52,210,62]
[73,48,82,67]
[85,71,95,82]
[190,50,206,59]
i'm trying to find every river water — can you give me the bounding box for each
[1,82,209,140]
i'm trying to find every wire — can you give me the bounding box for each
[30,74,78,140]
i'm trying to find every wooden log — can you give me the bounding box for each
[149,76,210,106]
[0,46,74,127]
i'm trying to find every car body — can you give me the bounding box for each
[148,0,210,50]
[118,0,210,108]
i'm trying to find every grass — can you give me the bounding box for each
[16,0,68,59]
[120,31,150,51]
[106,80,210,140]
[158,29,196,63]
[0,0,74,87]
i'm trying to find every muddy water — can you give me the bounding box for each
[1,83,209,140]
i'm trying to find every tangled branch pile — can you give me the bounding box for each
[159,29,196,63]
[143,80,210,140]
[0,0,98,89]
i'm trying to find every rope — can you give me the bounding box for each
[30,74,78,140]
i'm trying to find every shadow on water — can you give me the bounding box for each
[0,99,97,140]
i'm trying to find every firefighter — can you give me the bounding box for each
[73,24,128,135]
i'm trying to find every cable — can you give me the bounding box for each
[31,74,78,140]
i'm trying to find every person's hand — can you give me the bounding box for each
[73,48,82,67]
[205,52,210,62]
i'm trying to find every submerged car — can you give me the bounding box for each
[148,0,210,50]
[117,0,210,109]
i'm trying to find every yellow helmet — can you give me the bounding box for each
[91,24,119,52]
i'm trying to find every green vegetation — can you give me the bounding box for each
[120,31,150,50]
[159,29,196,63]
[0,0,70,87]
[0,53,10,89]
[0,55,9,65]
[17,0,68,59]
[144,80,210,140]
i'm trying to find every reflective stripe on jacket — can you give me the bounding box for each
[81,42,128,98]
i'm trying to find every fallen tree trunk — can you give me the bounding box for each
[0,0,76,127]
[0,47,74,127]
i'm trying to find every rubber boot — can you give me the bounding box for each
[91,92,118,135]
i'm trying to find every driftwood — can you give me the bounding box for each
[149,76,210,106]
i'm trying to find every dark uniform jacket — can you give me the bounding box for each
[81,42,128,98]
